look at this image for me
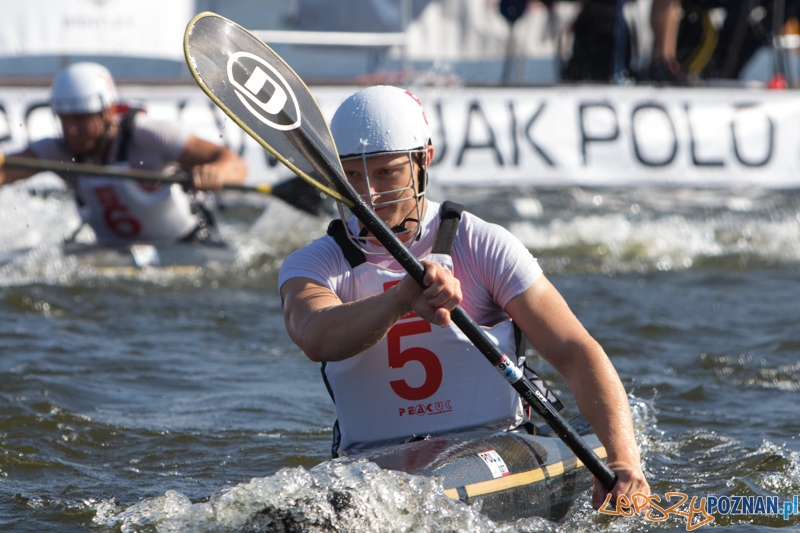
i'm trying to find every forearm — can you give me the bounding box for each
[282,260,459,363]
[283,280,411,362]
[178,136,247,188]
[561,343,641,467]
[561,343,650,506]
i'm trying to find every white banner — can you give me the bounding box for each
[1,84,799,189]
[0,0,193,60]
[415,85,800,189]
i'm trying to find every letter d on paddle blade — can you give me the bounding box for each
[228,52,300,130]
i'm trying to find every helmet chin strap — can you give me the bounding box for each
[391,219,415,233]
[98,112,118,162]
[391,216,421,239]
[357,214,420,238]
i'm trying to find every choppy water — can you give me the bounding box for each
[1,181,799,532]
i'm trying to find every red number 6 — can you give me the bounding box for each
[387,320,442,401]
[103,204,141,238]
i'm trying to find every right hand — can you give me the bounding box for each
[592,460,651,511]
[395,259,462,327]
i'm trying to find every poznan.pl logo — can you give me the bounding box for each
[226,52,301,131]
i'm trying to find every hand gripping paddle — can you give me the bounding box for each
[183,11,617,490]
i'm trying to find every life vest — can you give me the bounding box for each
[72,108,200,244]
[322,202,527,456]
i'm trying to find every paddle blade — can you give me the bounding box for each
[270,176,333,216]
[184,12,356,207]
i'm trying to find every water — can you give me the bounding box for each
[1,181,800,532]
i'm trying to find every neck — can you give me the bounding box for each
[85,114,118,162]
[84,137,112,162]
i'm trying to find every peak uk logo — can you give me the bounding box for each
[226,52,301,131]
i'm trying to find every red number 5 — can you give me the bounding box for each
[387,320,442,401]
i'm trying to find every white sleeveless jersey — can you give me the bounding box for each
[74,171,198,243]
[323,252,524,453]
[280,201,544,454]
[29,113,197,243]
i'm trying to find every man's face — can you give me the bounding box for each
[341,152,423,237]
[58,110,111,156]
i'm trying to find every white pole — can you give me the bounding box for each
[400,0,411,78]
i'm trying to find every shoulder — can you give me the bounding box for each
[29,138,69,160]
[454,211,534,271]
[457,210,523,250]
[451,208,542,305]
[126,113,189,161]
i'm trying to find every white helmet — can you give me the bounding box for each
[330,85,431,158]
[330,86,433,252]
[50,62,117,115]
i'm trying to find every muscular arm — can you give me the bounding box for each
[281,277,410,362]
[281,259,461,362]
[505,275,649,508]
[0,148,42,186]
[177,135,247,190]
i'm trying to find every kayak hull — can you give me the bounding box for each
[62,241,237,271]
[344,415,604,522]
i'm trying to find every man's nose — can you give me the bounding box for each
[61,120,78,134]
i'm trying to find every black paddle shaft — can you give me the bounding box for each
[3,155,327,216]
[350,200,618,491]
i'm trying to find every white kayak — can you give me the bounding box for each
[342,415,605,522]
[61,240,238,273]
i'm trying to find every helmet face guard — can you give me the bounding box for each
[331,86,432,254]
[338,148,429,252]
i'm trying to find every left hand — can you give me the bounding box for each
[592,460,651,512]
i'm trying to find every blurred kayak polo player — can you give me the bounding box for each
[278,85,650,509]
[0,62,247,245]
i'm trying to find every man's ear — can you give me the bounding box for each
[101,106,117,121]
